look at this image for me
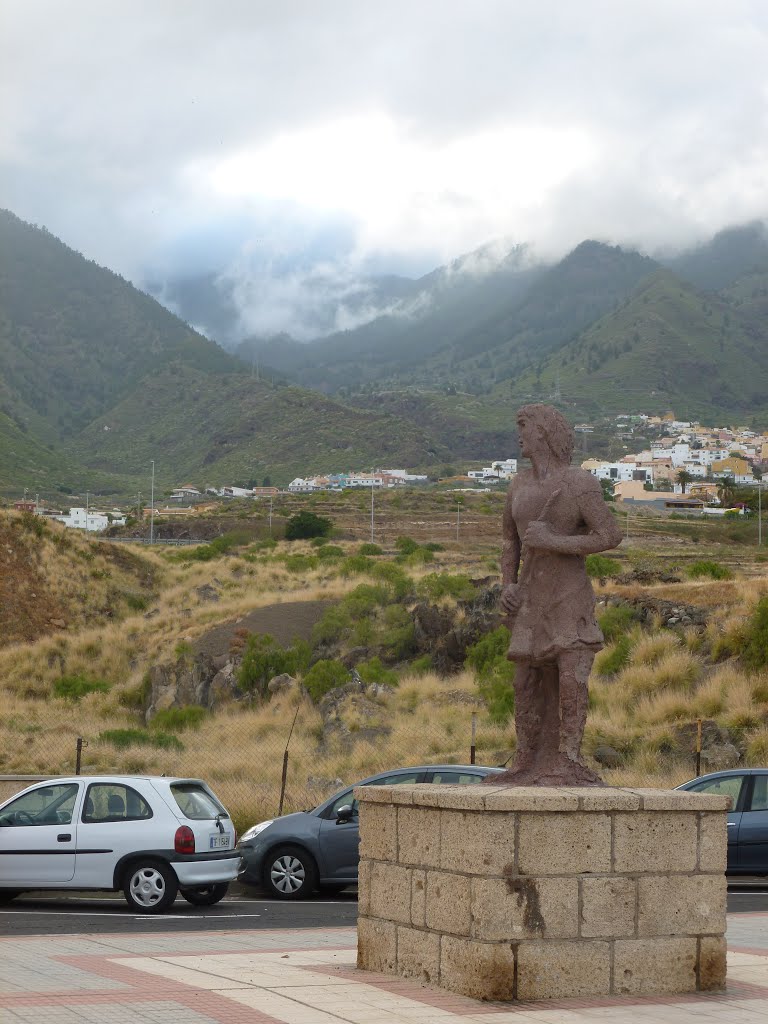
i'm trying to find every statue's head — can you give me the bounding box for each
[516,403,574,463]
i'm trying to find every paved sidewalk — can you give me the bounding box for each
[1,914,766,1023]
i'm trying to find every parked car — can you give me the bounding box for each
[677,768,768,874]
[237,763,503,899]
[0,775,240,912]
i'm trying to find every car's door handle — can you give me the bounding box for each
[57,833,72,842]
[727,823,737,827]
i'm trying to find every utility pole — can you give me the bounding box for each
[370,468,375,543]
[86,491,90,531]
[456,499,461,542]
[269,496,273,536]
[625,508,630,542]
[759,479,763,547]
[150,460,155,544]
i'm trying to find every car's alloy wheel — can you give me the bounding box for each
[180,883,229,906]
[123,860,178,913]
[265,845,318,899]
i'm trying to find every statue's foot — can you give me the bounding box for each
[484,752,605,788]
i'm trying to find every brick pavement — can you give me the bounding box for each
[0,915,766,1023]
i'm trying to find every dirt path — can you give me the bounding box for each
[191,600,332,659]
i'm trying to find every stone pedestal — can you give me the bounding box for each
[356,784,728,1002]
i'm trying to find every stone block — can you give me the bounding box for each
[613,811,697,873]
[699,812,727,873]
[699,935,727,991]
[396,924,440,984]
[357,858,371,916]
[410,869,426,927]
[628,788,731,812]
[398,806,441,868]
[576,789,642,811]
[638,874,726,937]
[358,802,397,861]
[518,812,611,875]
[613,937,697,995]
[440,934,515,1001]
[425,870,471,935]
[517,940,611,1000]
[369,862,411,924]
[482,787,580,812]
[581,876,636,938]
[416,785,492,810]
[440,809,514,874]
[357,917,396,974]
[472,875,578,941]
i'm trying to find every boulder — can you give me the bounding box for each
[592,744,624,768]
[267,673,298,695]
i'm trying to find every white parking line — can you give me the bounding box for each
[0,910,264,919]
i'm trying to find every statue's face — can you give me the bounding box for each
[517,413,544,459]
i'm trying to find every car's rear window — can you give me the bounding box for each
[170,783,228,820]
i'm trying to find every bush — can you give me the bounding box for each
[303,659,349,701]
[283,553,319,573]
[311,606,353,646]
[339,554,374,577]
[416,573,476,602]
[316,545,344,560]
[285,511,332,540]
[379,605,417,661]
[594,635,632,676]
[99,728,183,751]
[150,706,207,731]
[465,626,516,724]
[343,584,390,618]
[394,536,419,555]
[598,605,638,642]
[238,634,311,696]
[585,554,622,578]
[122,591,149,611]
[358,542,383,556]
[357,656,399,687]
[743,596,768,671]
[686,560,734,581]
[369,562,412,599]
[179,531,247,562]
[52,674,110,701]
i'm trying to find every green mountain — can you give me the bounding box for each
[666,222,768,292]
[504,269,768,422]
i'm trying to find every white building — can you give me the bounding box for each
[288,478,318,493]
[54,508,125,533]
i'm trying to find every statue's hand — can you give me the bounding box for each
[500,583,523,614]
[523,520,557,550]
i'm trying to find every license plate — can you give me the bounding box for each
[209,834,230,849]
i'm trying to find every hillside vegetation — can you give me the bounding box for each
[1,500,767,828]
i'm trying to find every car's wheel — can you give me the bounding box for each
[180,883,229,906]
[122,859,178,913]
[263,845,318,899]
[0,890,20,903]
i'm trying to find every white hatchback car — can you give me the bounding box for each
[0,775,240,913]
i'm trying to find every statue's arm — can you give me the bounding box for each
[524,475,622,556]
[501,488,521,586]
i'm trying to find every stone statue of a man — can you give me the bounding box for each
[493,403,622,786]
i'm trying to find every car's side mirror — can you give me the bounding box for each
[335,804,355,823]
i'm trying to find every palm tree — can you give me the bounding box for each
[676,469,693,494]
[717,476,737,508]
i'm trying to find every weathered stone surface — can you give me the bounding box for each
[266,672,296,695]
[517,940,611,1000]
[614,811,698,873]
[396,925,440,984]
[398,807,441,868]
[581,876,636,938]
[638,874,726,937]
[629,788,731,812]
[369,863,411,924]
[483,787,580,812]
[440,809,514,874]
[357,917,396,974]
[357,859,371,917]
[699,935,727,991]
[518,812,611,874]
[699,812,728,873]
[358,802,397,861]
[410,869,426,927]
[472,875,578,940]
[592,743,623,768]
[439,935,515,1001]
[613,937,698,995]
[425,870,471,936]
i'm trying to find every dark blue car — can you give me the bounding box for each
[677,769,768,874]
[237,763,502,898]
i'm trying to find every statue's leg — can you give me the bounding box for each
[557,650,594,763]
[512,661,544,769]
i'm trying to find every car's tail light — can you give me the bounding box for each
[175,825,195,854]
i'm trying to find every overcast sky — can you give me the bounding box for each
[2,1,767,337]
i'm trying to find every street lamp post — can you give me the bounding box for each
[759,479,763,547]
[150,461,155,545]
[370,468,375,543]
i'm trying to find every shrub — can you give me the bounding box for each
[358,542,383,556]
[465,626,516,723]
[343,584,390,618]
[123,591,149,611]
[743,596,768,671]
[594,636,632,676]
[369,562,412,599]
[394,536,419,555]
[118,676,151,711]
[379,605,417,660]
[316,545,344,560]
[285,511,332,540]
[284,553,319,573]
[238,635,311,696]
[357,656,398,687]
[99,728,183,751]
[52,674,110,701]
[150,706,207,731]
[585,554,622,578]
[416,573,476,602]
[303,659,349,701]
[312,606,353,646]
[409,654,433,675]
[686,560,734,581]
[310,536,330,547]
[598,605,638,642]
[179,531,247,562]
[339,554,374,577]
